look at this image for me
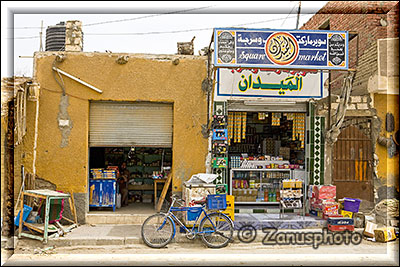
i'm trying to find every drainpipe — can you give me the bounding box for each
[32,89,40,179]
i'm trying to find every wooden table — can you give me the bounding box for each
[18,189,78,243]
[153,178,166,208]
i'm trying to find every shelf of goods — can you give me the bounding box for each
[279,178,305,217]
[230,168,291,205]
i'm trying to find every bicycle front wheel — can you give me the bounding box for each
[199,212,234,248]
[141,213,174,248]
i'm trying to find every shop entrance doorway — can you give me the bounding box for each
[89,147,172,212]
[88,101,173,214]
[227,111,306,208]
[332,120,374,202]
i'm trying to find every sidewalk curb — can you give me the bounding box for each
[15,228,366,249]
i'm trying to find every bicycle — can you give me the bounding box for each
[141,194,234,248]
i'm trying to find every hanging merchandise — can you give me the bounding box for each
[228,112,234,145]
[298,113,305,148]
[242,112,247,140]
[232,112,237,143]
[286,113,294,121]
[271,113,281,126]
[293,113,298,141]
[212,129,228,140]
[292,113,305,148]
[237,112,242,143]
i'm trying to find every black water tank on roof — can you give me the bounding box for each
[45,22,66,51]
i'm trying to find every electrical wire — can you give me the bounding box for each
[280,2,300,27]
[83,14,309,36]
[9,6,215,30]
[10,14,310,39]
[83,5,215,27]
[9,36,40,39]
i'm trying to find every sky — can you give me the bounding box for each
[2,1,329,78]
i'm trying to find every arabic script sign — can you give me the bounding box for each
[214,28,348,70]
[215,68,327,99]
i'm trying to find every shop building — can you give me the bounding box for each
[208,27,347,213]
[301,1,399,206]
[15,22,209,223]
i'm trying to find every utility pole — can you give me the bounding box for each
[296,1,302,29]
[39,20,43,51]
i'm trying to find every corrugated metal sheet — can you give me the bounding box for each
[89,101,173,147]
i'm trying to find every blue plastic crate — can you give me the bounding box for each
[14,205,33,227]
[206,194,227,210]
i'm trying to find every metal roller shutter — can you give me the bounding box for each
[89,101,173,147]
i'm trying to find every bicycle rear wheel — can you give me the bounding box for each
[199,212,234,248]
[141,213,174,248]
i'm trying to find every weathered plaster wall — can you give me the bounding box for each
[22,52,208,219]
[374,93,399,191]
[1,117,5,219]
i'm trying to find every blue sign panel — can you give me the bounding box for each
[214,28,348,70]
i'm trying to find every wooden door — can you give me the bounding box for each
[332,121,374,201]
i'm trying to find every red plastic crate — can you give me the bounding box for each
[328,224,355,232]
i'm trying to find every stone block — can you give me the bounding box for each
[351,96,362,103]
[357,103,369,110]
[347,104,357,110]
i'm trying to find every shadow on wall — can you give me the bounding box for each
[377,186,399,203]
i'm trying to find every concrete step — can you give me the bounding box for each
[86,214,150,225]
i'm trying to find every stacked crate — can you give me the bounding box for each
[309,185,339,218]
[90,168,104,179]
[222,195,235,221]
[103,169,117,179]
[327,216,355,231]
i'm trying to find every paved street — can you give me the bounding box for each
[3,236,399,266]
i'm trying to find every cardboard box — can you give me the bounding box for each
[328,217,354,226]
[389,219,399,227]
[363,221,378,238]
[328,224,355,232]
[323,203,339,214]
[323,213,343,220]
[374,227,397,242]
[341,210,353,218]
[314,185,336,199]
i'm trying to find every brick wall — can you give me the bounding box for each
[301,1,399,96]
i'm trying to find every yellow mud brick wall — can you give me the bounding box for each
[21,52,208,199]
[374,93,399,191]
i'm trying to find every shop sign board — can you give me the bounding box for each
[214,28,348,70]
[215,68,327,99]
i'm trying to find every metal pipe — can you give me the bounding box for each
[52,67,103,94]
[328,70,331,129]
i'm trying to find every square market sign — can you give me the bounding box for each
[214,28,348,70]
